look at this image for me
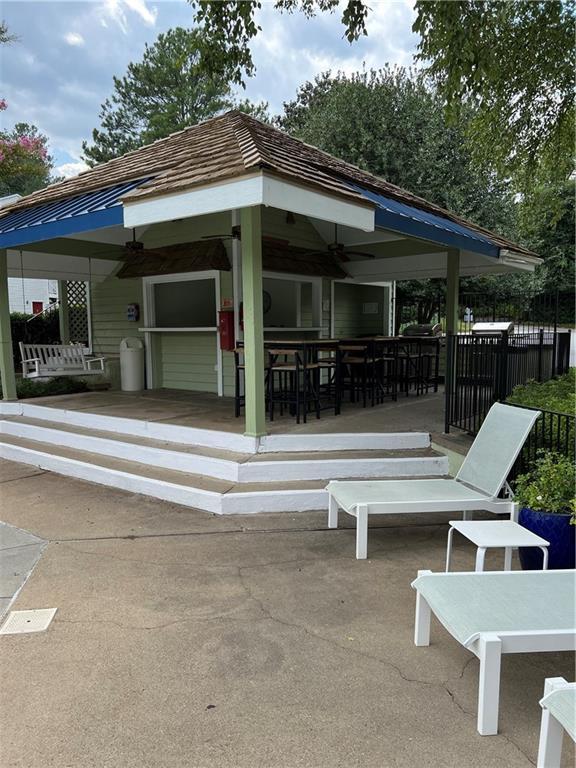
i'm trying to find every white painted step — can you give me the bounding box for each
[0,433,338,514]
[0,401,431,454]
[0,416,448,483]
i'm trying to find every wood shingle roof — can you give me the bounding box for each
[2,110,535,257]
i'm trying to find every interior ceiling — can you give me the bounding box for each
[7,206,534,282]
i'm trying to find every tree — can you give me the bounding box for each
[82,27,268,165]
[518,180,575,293]
[413,1,575,191]
[278,66,537,318]
[189,1,369,84]
[279,67,517,236]
[0,103,54,197]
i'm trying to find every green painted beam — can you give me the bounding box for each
[58,280,70,343]
[446,248,460,334]
[0,249,17,400]
[240,206,266,437]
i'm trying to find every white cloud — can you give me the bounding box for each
[124,0,157,27]
[99,0,157,34]
[56,161,89,179]
[64,32,85,47]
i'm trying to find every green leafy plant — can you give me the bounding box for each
[0,376,89,400]
[514,451,576,523]
[508,369,575,415]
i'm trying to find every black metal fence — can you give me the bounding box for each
[445,330,571,434]
[508,403,575,482]
[395,288,573,334]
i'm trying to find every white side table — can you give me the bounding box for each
[446,520,550,572]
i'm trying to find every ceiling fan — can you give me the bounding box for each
[301,224,376,262]
[201,225,290,248]
[123,229,178,259]
[123,230,225,259]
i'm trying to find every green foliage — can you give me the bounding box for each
[279,67,517,235]
[518,180,575,293]
[0,121,55,197]
[190,1,369,85]
[0,376,89,401]
[508,370,575,415]
[0,21,16,44]
[514,451,576,521]
[413,1,575,193]
[82,27,268,165]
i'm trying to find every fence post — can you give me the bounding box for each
[537,328,544,382]
[444,332,454,433]
[497,330,509,401]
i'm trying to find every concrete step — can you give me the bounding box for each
[0,400,431,454]
[0,433,390,515]
[0,416,448,483]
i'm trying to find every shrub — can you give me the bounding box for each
[0,376,88,400]
[508,369,575,414]
[514,451,576,523]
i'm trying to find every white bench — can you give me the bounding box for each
[19,342,105,379]
[412,569,576,736]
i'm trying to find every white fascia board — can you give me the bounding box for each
[123,175,263,228]
[261,176,374,232]
[123,173,375,232]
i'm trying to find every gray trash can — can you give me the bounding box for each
[120,337,145,391]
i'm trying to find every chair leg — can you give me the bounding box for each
[537,679,566,768]
[503,547,513,571]
[475,547,487,572]
[477,634,502,735]
[445,526,455,572]
[328,495,338,529]
[414,591,432,646]
[355,504,368,559]
[462,510,473,521]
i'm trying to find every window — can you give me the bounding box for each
[153,278,216,328]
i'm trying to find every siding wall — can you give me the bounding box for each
[90,275,144,357]
[159,332,218,392]
[333,283,387,338]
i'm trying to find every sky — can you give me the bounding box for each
[1,0,419,179]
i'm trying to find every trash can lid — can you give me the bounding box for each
[120,337,144,350]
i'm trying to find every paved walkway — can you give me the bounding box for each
[0,458,573,768]
[0,461,47,620]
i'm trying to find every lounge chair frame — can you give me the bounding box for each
[413,570,576,736]
[327,402,541,559]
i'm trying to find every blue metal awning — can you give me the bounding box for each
[0,178,150,249]
[353,185,499,258]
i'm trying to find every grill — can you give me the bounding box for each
[472,321,515,335]
[402,323,442,337]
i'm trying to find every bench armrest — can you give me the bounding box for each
[85,357,105,370]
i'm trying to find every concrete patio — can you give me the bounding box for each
[9,386,448,436]
[0,457,572,767]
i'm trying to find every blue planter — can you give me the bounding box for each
[518,507,575,570]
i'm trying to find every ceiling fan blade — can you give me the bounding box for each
[343,249,376,259]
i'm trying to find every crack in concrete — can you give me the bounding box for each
[236,567,536,765]
[0,470,47,484]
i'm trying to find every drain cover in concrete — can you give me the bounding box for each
[0,608,57,635]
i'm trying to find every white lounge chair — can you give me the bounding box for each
[326,402,541,559]
[412,569,576,736]
[537,677,576,768]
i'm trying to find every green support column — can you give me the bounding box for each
[445,249,460,334]
[58,280,70,343]
[240,206,266,437]
[0,249,17,400]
